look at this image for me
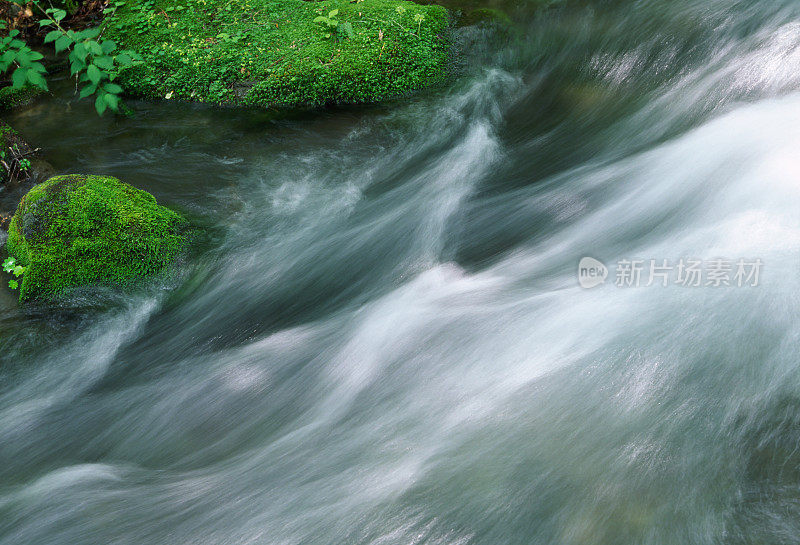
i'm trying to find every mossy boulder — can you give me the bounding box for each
[6,174,188,302]
[0,85,45,110]
[109,0,451,109]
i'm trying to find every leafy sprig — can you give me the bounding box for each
[38,1,141,114]
[1,0,141,115]
[313,9,354,40]
[0,27,48,92]
[2,257,25,290]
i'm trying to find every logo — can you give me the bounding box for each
[578,257,607,289]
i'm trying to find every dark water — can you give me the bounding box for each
[2,1,800,543]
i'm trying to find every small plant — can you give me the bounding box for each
[413,12,425,33]
[0,141,40,184]
[313,9,339,39]
[313,9,353,40]
[3,257,25,290]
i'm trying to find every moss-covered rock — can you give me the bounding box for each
[6,174,187,302]
[0,85,45,110]
[108,0,451,109]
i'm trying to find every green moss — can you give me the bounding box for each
[108,0,451,109]
[0,85,45,110]
[6,174,188,302]
[0,122,16,142]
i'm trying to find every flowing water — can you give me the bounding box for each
[2,0,800,543]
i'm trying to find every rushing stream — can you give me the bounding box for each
[2,0,800,543]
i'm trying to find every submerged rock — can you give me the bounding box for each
[6,174,187,302]
[109,0,451,109]
[459,8,512,28]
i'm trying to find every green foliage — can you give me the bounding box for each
[6,174,188,302]
[2,257,25,290]
[313,9,353,40]
[0,29,48,93]
[0,1,141,115]
[108,0,450,109]
[37,1,141,115]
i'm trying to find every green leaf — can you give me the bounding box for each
[103,92,120,111]
[70,58,85,75]
[101,40,117,54]
[15,50,34,67]
[87,40,103,56]
[26,70,48,91]
[44,30,61,44]
[93,56,114,70]
[313,16,327,23]
[55,35,72,53]
[328,9,339,17]
[3,257,15,273]
[103,83,123,94]
[116,53,132,66]
[79,83,97,98]
[8,280,18,290]
[11,67,27,89]
[72,42,88,62]
[95,94,108,115]
[86,64,103,84]
[12,265,24,277]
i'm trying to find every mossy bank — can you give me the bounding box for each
[0,85,45,110]
[7,174,187,302]
[108,0,450,109]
